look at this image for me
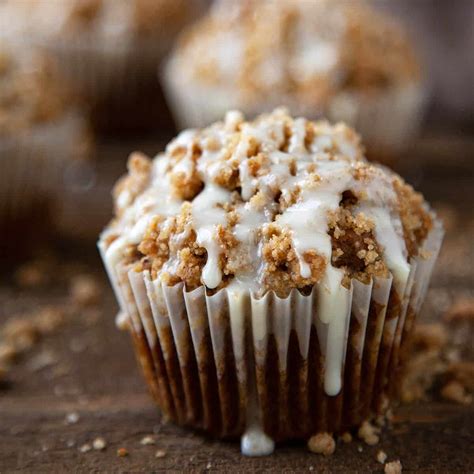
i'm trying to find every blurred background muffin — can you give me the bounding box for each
[164,0,425,163]
[0,39,91,261]
[1,0,208,133]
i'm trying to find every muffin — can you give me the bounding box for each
[164,0,425,162]
[98,109,443,455]
[1,0,207,132]
[0,41,90,260]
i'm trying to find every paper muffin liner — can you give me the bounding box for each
[0,112,90,231]
[163,60,425,162]
[99,220,443,453]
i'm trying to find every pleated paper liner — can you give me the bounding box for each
[99,220,443,447]
[0,112,89,261]
[162,59,426,164]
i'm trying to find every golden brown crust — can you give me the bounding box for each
[329,208,389,286]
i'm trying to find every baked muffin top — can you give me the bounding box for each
[1,0,197,43]
[0,44,70,135]
[100,109,432,297]
[169,0,420,107]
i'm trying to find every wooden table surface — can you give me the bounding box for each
[0,135,473,472]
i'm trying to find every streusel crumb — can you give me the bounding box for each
[102,108,433,295]
[307,433,336,456]
[384,460,403,474]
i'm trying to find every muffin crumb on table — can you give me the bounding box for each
[376,449,388,464]
[117,447,129,457]
[357,420,380,446]
[307,433,336,456]
[384,459,403,474]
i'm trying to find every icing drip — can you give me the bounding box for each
[241,427,275,457]
[191,183,231,289]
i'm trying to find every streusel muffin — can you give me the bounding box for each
[99,109,442,455]
[1,0,207,131]
[164,0,425,162]
[0,42,90,260]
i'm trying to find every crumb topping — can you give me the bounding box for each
[100,108,433,296]
[171,0,420,107]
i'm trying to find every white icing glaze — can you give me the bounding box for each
[101,108,411,299]
[241,426,275,457]
[191,183,231,289]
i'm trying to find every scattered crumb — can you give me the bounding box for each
[358,420,380,446]
[357,445,363,453]
[340,432,352,443]
[376,450,388,464]
[206,462,212,469]
[66,439,76,448]
[307,433,335,456]
[446,361,474,392]
[440,380,473,405]
[93,437,107,451]
[2,318,38,351]
[155,449,166,458]
[412,323,447,351]
[0,304,66,387]
[443,298,474,323]
[79,443,91,453]
[33,306,65,335]
[69,274,101,307]
[117,447,129,457]
[401,316,473,404]
[384,459,402,474]
[65,412,80,425]
[140,435,155,445]
[15,261,48,287]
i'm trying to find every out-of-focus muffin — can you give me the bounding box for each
[0,41,90,260]
[98,108,443,455]
[1,0,207,132]
[164,0,425,162]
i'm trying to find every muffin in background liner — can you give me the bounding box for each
[162,0,426,164]
[162,61,426,164]
[0,112,91,259]
[99,218,443,455]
